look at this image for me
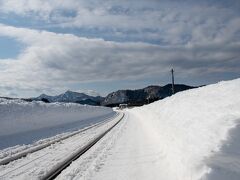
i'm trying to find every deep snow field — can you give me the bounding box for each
[0,99,115,150]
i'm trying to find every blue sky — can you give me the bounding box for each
[0,36,24,59]
[0,0,240,97]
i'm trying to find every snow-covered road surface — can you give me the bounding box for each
[90,111,172,180]
[0,113,123,180]
[57,79,240,180]
[56,111,168,180]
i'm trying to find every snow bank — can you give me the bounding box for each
[0,99,115,149]
[130,78,240,180]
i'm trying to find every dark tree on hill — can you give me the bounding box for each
[41,98,50,103]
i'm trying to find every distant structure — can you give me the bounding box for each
[171,68,175,94]
[119,104,128,109]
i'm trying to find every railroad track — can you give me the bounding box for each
[43,112,124,180]
[0,112,124,180]
[0,112,119,166]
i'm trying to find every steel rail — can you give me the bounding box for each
[0,112,119,166]
[42,112,124,180]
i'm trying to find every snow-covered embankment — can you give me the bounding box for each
[130,79,240,180]
[0,99,115,150]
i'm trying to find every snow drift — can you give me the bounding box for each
[0,99,115,149]
[130,78,240,180]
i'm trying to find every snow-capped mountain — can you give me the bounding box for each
[33,90,104,105]
[29,84,195,107]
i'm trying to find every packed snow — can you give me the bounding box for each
[56,78,240,180]
[128,79,240,180]
[0,98,115,150]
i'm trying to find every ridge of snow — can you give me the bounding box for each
[0,98,115,150]
[129,78,240,180]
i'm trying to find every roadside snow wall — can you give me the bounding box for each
[130,78,240,180]
[0,99,115,149]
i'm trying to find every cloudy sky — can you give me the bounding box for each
[0,0,240,97]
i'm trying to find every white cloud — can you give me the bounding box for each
[0,0,239,45]
[77,90,101,97]
[0,0,239,97]
[0,23,239,97]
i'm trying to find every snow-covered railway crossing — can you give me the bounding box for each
[0,112,124,180]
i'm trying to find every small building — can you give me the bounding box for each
[119,103,128,109]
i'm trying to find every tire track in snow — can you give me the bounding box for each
[56,112,128,180]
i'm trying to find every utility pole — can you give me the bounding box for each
[147,96,150,104]
[171,68,175,94]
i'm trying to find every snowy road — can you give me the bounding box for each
[90,111,167,180]
[0,113,123,180]
[56,111,165,180]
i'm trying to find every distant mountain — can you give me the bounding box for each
[13,84,196,107]
[32,90,104,106]
[101,84,196,107]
